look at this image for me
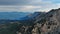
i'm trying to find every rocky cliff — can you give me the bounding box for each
[17,8,60,34]
[33,8,60,34]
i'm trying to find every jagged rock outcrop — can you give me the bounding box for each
[34,8,60,34]
[17,8,60,34]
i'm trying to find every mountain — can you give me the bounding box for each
[0,12,45,20]
[1,8,60,34]
[21,12,45,20]
[0,12,45,25]
[0,12,31,20]
[33,8,60,34]
[19,12,46,26]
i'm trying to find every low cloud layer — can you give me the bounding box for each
[0,0,60,12]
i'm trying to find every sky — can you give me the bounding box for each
[0,0,60,12]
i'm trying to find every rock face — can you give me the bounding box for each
[34,8,60,34]
[11,8,60,34]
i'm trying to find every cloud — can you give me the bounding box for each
[35,3,60,12]
[0,5,41,12]
[0,0,29,5]
[0,0,60,12]
[19,5,41,11]
[0,3,60,12]
[0,0,54,5]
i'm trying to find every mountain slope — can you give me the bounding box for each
[21,12,45,20]
[34,8,60,34]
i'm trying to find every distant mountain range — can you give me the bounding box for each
[21,12,46,20]
[0,12,32,20]
[0,12,45,24]
[0,12,45,20]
